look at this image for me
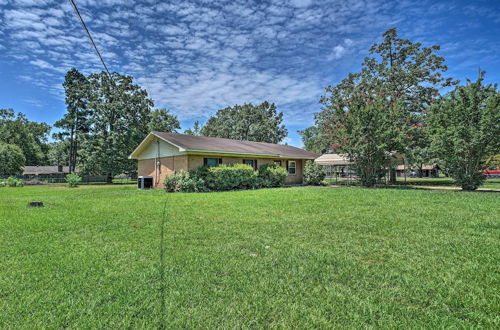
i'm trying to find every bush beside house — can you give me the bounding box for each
[257,164,288,187]
[164,163,289,193]
[303,160,326,185]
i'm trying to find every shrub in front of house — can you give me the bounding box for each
[5,176,24,187]
[257,164,288,187]
[303,160,326,185]
[202,164,257,191]
[164,170,206,193]
[65,173,82,188]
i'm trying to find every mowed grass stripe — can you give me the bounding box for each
[0,186,498,328]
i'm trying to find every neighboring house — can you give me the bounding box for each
[396,164,439,178]
[22,165,72,177]
[129,132,319,188]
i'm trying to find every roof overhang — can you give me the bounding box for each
[130,132,318,160]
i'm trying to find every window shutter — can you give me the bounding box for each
[254,160,257,170]
[218,158,222,165]
[203,158,207,166]
[286,160,289,171]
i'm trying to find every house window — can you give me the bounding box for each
[243,159,257,170]
[287,161,296,175]
[274,160,282,166]
[204,158,221,167]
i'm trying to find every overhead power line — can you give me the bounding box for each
[68,0,114,80]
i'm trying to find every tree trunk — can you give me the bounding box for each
[107,172,113,184]
[389,168,396,184]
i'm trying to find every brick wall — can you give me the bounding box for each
[138,155,188,189]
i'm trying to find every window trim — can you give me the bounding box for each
[274,160,282,166]
[242,159,258,170]
[204,157,222,167]
[287,160,297,175]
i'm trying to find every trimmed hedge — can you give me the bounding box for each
[164,170,206,193]
[258,164,288,187]
[198,164,257,191]
[164,162,288,193]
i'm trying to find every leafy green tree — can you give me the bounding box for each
[0,109,50,165]
[317,27,456,183]
[320,90,407,187]
[0,142,26,175]
[184,121,203,136]
[147,108,180,133]
[202,101,287,143]
[47,141,69,166]
[298,126,326,153]
[80,71,154,181]
[54,68,90,173]
[404,113,434,177]
[429,72,500,190]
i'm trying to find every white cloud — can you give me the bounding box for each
[329,44,345,60]
[2,0,496,136]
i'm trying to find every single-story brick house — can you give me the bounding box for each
[129,131,319,188]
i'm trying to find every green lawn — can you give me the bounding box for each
[396,177,500,189]
[1,185,499,328]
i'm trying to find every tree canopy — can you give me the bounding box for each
[54,69,182,180]
[147,108,180,133]
[202,102,288,143]
[0,108,50,166]
[0,142,25,175]
[430,72,500,190]
[297,126,325,154]
[315,28,456,186]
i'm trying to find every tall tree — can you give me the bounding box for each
[46,141,69,166]
[429,72,500,190]
[202,101,287,143]
[317,28,457,184]
[298,126,326,154]
[54,68,90,172]
[404,112,433,177]
[184,121,203,136]
[147,108,180,133]
[0,109,50,165]
[320,89,407,187]
[80,71,153,181]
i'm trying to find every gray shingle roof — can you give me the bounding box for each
[23,166,71,175]
[152,132,319,159]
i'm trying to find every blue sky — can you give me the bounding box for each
[0,0,499,147]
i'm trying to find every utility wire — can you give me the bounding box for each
[68,0,114,81]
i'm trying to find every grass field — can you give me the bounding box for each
[1,185,499,328]
[396,177,500,189]
[326,177,500,189]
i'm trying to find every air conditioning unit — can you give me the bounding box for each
[138,176,153,189]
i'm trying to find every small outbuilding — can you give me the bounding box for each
[129,132,319,188]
